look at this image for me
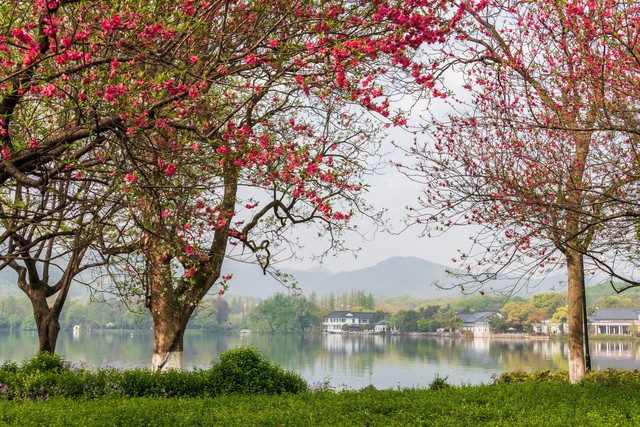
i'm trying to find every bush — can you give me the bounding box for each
[491,369,569,385]
[429,374,452,390]
[0,361,18,373]
[492,369,640,386]
[582,368,640,387]
[0,348,307,400]
[21,352,68,374]
[208,346,307,395]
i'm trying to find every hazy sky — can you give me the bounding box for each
[279,147,473,273]
[274,94,471,272]
[281,69,471,273]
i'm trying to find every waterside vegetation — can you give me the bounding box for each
[2,351,640,426]
[2,282,638,336]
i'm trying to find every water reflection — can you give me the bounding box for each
[1,331,640,388]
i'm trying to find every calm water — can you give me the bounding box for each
[1,330,639,389]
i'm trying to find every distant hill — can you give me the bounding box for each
[0,268,95,299]
[586,281,640,307]
[0,255,605,301]
[221,256,570,299]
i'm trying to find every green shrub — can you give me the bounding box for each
[1,349,307,400]
[429,374,452,390]
[208,346,307,395]
[21,352,68,374]
[491,369,569,384]
[582,368,640,387]
[0,361,18,373]
[492,369,640,386]
[119,368,157,397]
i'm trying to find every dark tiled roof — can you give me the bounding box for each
[323,311,376,320]
[589,308,640,321]
[456,311,499,324]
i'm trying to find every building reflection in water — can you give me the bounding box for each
[593,341,632,358]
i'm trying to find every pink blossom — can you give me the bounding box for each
[244,53,257,65]
[165,164,177,176]
[123,173,137,183]
[28,139,38,150]
[42,84,57,97]
[11,28,34,45]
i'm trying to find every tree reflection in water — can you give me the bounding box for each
[2,331,638,388]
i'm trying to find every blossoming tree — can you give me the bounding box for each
[407,0,640,382]
[0,172,121,352]
[97,0,471,370]
[1,0,472,367]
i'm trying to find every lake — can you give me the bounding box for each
[1,330,639,389]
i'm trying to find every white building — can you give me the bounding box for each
[322,311,379,333]
[589,308,640,335]
[456,311,501,337]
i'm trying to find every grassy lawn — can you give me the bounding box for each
[2,382,640,426]
[4,351,640,426]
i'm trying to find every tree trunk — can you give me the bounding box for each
[29,292,60,353]
[145,165,237,371]
[148,261,190,371]
[566,250,586,383]
[151,302,186,371]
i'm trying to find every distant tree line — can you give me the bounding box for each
[312,289,376,313]
[250,293,322,334]
[490,293,567,333]
[0,296,230,332]
[2,282,635,335]
[389,306,463,333]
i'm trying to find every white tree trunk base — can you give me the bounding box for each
[152,351,183,371]
[568,351,585,384]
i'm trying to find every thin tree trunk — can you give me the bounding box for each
[566,250,586,383]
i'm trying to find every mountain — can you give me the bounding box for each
[221,256,570,299]
[0,267,89,299]
[0,255,581,300]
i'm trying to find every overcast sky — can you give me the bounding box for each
[279,137,473,273]
[280,69,472,273]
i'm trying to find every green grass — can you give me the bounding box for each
[4,351,640,426]
[1,383,640,426]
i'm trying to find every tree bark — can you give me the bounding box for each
[15,258,77,355]
[26,288,60,353]
[146,168,237,370]
[146,243,187,371]
[150,293,187,371]
[566,249,586,383]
